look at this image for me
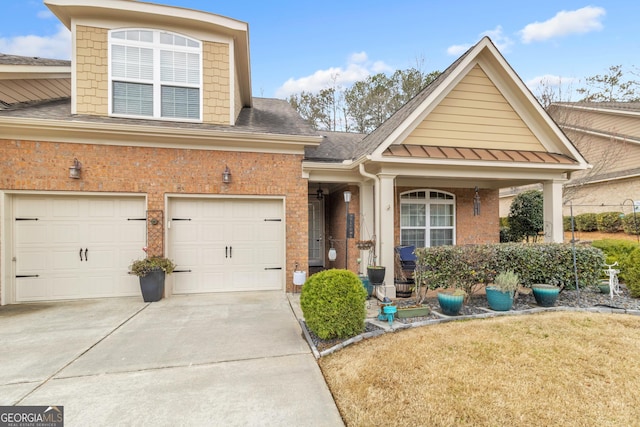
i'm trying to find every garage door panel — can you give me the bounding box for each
[88,224,117,244]
[16,278,49,301]
[119,223,146,243]
[88,249,116,268]
[230,224,255,242]
[51,223,81,244]
[170,198,284,294]
[51,250,79,271]
[15,223,48,245]
[52,198,80,218]
[88,199,116,217]
[14,195,146,302]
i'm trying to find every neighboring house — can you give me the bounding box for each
[0,0,588,304]
[499,102,640,218]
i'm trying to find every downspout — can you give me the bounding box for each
[359,163,380,264]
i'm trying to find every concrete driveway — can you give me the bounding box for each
[0,292,344,426]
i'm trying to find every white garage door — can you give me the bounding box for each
[13,195,146,302]
[169,198,284,293]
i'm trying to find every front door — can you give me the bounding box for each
[308,198,324,267]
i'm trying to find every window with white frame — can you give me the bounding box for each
[400,190,455,247]
[109,29,202,120]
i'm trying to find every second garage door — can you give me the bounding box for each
[169,198,284,293]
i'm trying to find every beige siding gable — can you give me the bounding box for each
[404,64,545,152]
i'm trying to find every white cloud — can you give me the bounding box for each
[520,6,606,44]
[480,26,514,52]
[447,44,471,56]
[447,26,513,56]
[0,24,71,59]
[275,52,393,98]
[37,9,55,19]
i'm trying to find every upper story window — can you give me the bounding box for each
[400,190,456,247]
[109,29,202,121]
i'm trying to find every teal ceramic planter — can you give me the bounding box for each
[437,292,464,315]
[531,284,560,307]
[598,280,610,294]
[360,276,373,297]
[485,286,513,311]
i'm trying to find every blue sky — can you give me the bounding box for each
[1,1,638,99]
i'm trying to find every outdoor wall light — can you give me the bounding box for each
[69,158,82,179]
[473,186,481,216]
[316,183,324,200]
[222,166,232,184]
[328,246,337,261]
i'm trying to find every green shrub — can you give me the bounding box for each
[300,269,367,340]
[624,248,640,297]
[575,213,598,232]
[591,239,640,282]
[499,217,509,228]
[621,214,640,235]
[563,216,574,232]
[414,244,497,296]
[415,243,604,291]
[596,212,623,233]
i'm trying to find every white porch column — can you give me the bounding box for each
[359,181,375,275]
[543,180,564,243]
[378,173,396,298]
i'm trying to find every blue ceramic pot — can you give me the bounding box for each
[437,292,464,315]
[485,286,513,311]
[531,284,559,307]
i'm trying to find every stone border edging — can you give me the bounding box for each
[301,306,640,359]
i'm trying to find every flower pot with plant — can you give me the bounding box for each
[130,247,176,302]
[531,284,560,307]
[485,270,519,311]
[436,289,466,316]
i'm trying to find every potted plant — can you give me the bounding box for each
[436,288,466,316]
[367,265,386,286]
[531,284,560,307]
[485,270,519,311]
[130,247,176,302]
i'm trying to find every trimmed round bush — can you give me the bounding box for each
[575,213,598,232]
[596,211,623,233]
[300,269,367,340]
[624,248,640,297]
[622,214,640,235]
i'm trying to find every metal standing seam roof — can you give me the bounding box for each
[383,145,578,165]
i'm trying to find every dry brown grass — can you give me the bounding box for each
[319,312,640,427]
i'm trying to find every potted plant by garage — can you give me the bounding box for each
[485,270,519,311]
[130,248,176,302]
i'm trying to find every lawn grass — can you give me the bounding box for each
[319,312,640,427]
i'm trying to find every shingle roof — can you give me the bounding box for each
[304,131,366,162]
[0,53,71,67]
[0,97,318,137]
[553,102,640,113]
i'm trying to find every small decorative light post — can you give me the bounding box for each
[344,190,351,270]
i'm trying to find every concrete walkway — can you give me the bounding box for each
[0,292,344,426]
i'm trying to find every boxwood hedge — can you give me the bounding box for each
[415,243,604,291]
